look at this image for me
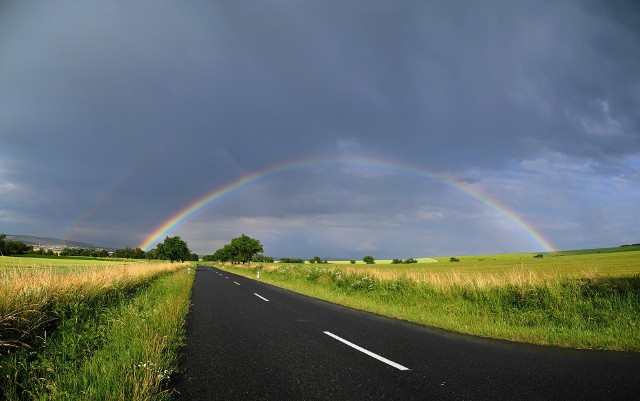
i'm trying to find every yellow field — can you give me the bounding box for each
[264,249,640,289]
[0,256,186,350]
[338,250,639,277]
[0,255,149,270]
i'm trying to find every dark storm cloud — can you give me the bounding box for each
[1,0,639,254]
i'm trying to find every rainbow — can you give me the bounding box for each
[138,156,556,252]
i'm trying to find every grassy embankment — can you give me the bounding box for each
[218,248,640,351]
[0,257,194,400]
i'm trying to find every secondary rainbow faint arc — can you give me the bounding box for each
[138,156,556,252]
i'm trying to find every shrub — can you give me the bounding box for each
[450,257,460,262]
[307,266,324,282]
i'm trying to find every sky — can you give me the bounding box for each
[1,0,639,258]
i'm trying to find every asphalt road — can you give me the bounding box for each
[173,265,640,400]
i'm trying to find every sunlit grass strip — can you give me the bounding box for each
[219,263,640,351]
[1,268,194,400]
[0,261,184,351]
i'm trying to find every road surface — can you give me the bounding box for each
[173,265,640,400]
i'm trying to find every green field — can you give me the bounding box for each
[218,246,640,351]
[327,257,439,264]
[340,248,640,278]
[0,256,194,400]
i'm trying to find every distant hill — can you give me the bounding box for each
[4,234,112,250]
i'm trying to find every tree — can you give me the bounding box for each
[309,256,322,264]
[254,254,274,263]
[92,249,109,258]
[220,243,237,263]
[3,240,32,255]
[229,234,263,265]
[157,236,191,263]
[279,257,305,263]
[363,255,375,264]
[112,247,145,259]
[145,248,159,260]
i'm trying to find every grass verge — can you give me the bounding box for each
[218,262,640,351]
[1,263,194,400]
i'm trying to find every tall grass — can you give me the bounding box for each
[1,261,184,352]
[1,262,194,400]
[220,262,640,351]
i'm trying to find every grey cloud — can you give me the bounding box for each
[1,1,638,254]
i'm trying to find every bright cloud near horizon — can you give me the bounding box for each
[1,1,639,258]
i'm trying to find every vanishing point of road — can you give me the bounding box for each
[173,265,640,400]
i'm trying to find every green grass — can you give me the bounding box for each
[334,249,640,278]
[216,248,640,351]
[1,263,194,400]
[327,257,439,264]
[0,255,146,270]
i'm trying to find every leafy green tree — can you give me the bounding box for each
[92,249,109,258]
[254,254,274,263]
[132,247,145,259]
[229,234,263,265]
[145,248,159,260]
[350,260,356,264]
[3,240,32,255]
[157,236,192,263]
[220,243,237,263]
[309,256,322,264]
[363,255,375,264]
[279,257,305,263]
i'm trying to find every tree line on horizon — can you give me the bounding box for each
[0,233,198,262]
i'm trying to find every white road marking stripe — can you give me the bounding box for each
[253,293,269,302]
[323,331,410,371]
[234,281,240,286]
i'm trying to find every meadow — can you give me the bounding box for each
[0,256,194,400]
[218,247,640,351]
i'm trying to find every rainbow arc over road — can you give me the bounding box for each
[138,156,556,252]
